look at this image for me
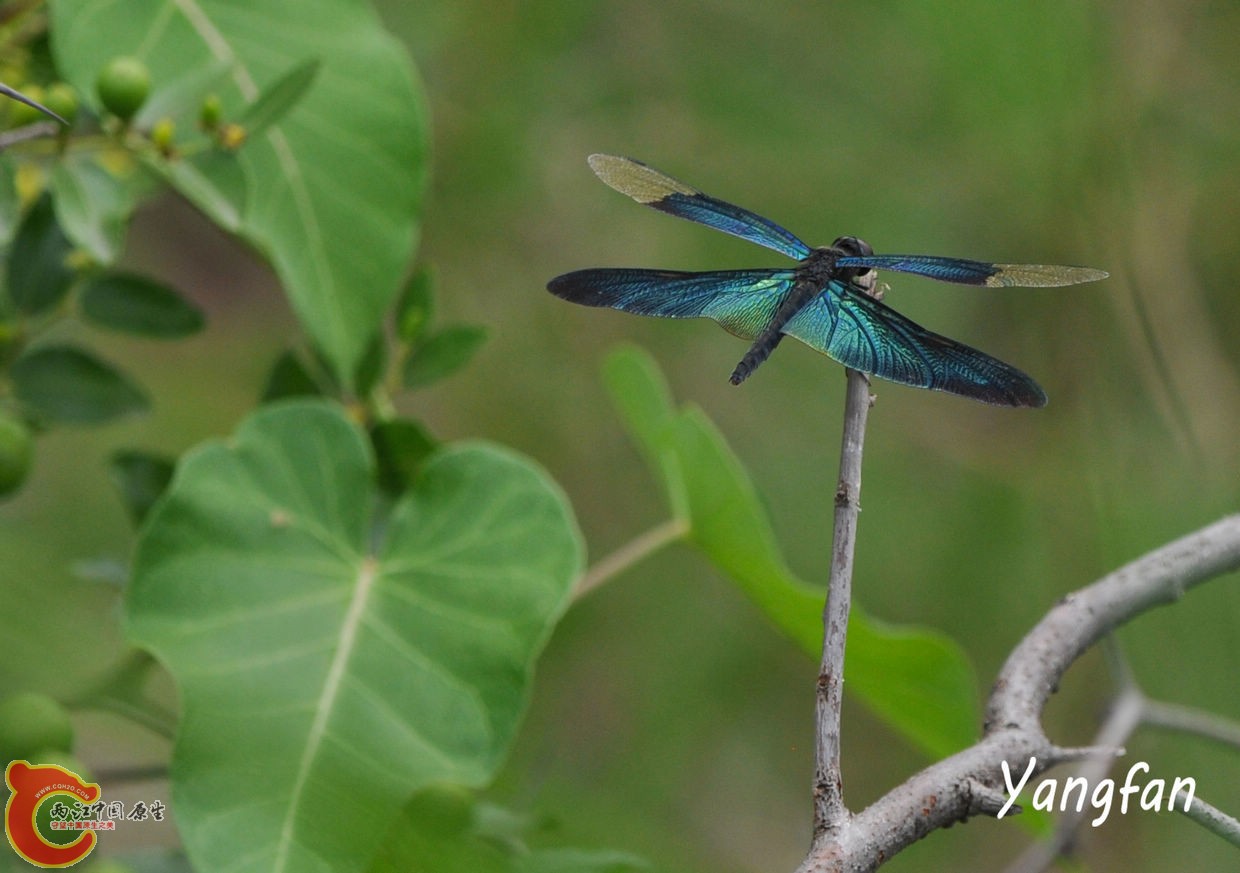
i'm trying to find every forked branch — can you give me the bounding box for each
[795,514,1240,873]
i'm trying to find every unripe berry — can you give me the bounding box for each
[96,56,151,122]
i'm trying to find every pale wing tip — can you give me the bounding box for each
[1072,267,1110,283]
[988,265,1111,287]
[587,153,631,183]
[587,153,623,169]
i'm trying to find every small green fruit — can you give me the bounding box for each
[96,56,150,122]
[0,413,33,498]
[42,83,79,126]
[0,692,74,762]
[151,117,176,156]
[199,93,222,130]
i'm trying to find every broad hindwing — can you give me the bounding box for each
[835,255,1108,288]
[547,268,798,340]
[587,154,812,261]
[781,280,1047,407]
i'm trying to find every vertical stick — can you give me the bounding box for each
[812,273,879,840]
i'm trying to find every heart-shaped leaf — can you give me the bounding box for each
[127,401,581,873]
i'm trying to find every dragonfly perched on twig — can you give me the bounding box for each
[547,155,1107,407]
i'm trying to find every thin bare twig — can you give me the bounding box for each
[809,271,880,845]
[1142,700,1240,752]
[811,367,872,841]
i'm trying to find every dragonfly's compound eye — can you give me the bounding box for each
[832,236,873,257]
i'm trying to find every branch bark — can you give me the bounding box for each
[794,513,1240,873]
[812,367,872,840]
[810,271,882,842]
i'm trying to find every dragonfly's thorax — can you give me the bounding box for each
[805,235,875,286]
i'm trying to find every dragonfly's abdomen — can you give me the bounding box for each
[730,273,827,385]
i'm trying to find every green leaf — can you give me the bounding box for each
[516,849,649,873]
[370,787,648,873]
[236,58,321,137]
[109,450,176,525]
[395,265,435,346]
[0,155,21,247]
[5,193,74,315]
[260,350,324,403]
[601,345,979,757]
[353,332,387,397]
[403,326,488,388]
[371,418,438,497]
[157,149,245,233]
[50,152,157,264]
[79,273,204,338]
[136,56,232,124]
[11,345,148,424]
[51,1,430,387]
[127,401,582,873]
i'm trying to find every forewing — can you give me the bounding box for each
[782,280,1047,406]
[587,155,812,261]
[547,268,796,340]
[835,255,1108,288]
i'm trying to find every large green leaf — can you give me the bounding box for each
[601,345,980,758]
[127,401,581,873]
[49,0,430,386]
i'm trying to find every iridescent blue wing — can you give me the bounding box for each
[547,267,797,339]
[835,254,1108,288]
[782,280,1047,407]
[587,154,812,261]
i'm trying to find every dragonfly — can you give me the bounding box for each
[547,155,1107,407]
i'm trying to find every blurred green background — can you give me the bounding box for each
[3,1,1239,870]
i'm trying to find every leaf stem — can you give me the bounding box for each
[574,517,689,598]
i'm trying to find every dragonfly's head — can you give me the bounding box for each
[830,236,875,283]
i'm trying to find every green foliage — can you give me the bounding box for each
[5,194,74,315]
[49,153,156,264]
[396,266,435,346]
[11,345,147,424]
[403,325,489,388]
[0,692,74,762]
[127,401,582,872]
[109,450,176,525]
[50,0,431,388]
[79,274,204,338]
[371,418,438,496]
[0,412,34,498]
[235,58,321,138]
[371,786,648,873]
[602,345,980,757]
